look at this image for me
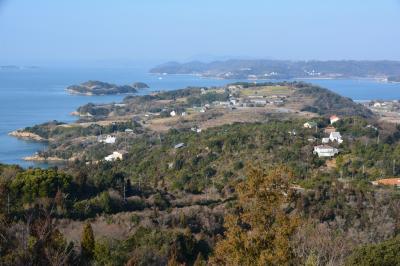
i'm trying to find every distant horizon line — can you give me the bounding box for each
[3,58,400,68]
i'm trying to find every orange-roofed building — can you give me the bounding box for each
[330,115,340,124]
[372,178,400,187]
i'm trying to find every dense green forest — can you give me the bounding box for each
[2,115,400,265]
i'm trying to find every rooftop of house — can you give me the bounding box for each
[314,145,336,150]
[330,132,342,137]
[174,143,185,149]
[372,178,400,186]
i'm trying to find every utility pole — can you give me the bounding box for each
[393,159,396,175]
[123,178,126,202]
[7,193,10,215]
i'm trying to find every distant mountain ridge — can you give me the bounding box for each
[150,59,400,79]
[388,76,400,82]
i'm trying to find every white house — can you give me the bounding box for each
[304,121,318,129]
[191,127,202,133]
[230,99,238,105]
[322,138,330,144]
[330,115,340,124]
[104,151,125,162]
[181,112,187,117]
[174,143,185,149]
[170,111,176,117]
[329,132,343,143]
[250,99,267,105]
[125,129,134,133]
[313,145,339,157]
[99,135,116,144]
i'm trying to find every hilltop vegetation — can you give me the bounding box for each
[3,82,400,265]
[72,81,373,120]
[16,82,374,162]
[3,115,400,264]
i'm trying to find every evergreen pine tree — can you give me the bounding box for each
[81,222,95,262]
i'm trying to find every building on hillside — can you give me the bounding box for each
[230,98,239,105]
[313,145,339,157]
[219,101,230,106]
[99,135,116,144]
[104,151,127,162]
[329,132,343,143]
[366,124,378,131]
[174,143,185,149]
[125,129,134,133]
[372,178,400,188]
[250,99,267,105]
[330,115,340,124]
[324,126,336,134]
[322,138,330,144]
[170,110,176,117]
[304,121,318,129]
[191,127,202,133]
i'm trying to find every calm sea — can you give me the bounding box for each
[1,67,400,167]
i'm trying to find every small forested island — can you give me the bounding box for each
[66,80,149,95]
[5,81,400,265]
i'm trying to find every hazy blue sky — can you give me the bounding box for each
[0,0,400,66]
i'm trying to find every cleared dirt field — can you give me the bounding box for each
[240,85,293,97]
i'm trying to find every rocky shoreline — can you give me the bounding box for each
[8,130,46,141]
[23,154,77,162]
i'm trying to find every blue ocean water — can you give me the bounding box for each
[0,67,232,167]
[301,78,400,101]
[1,67,400,167]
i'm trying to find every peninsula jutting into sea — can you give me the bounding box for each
[151,59,400,80]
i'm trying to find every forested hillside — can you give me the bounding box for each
[2,115,400,264]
